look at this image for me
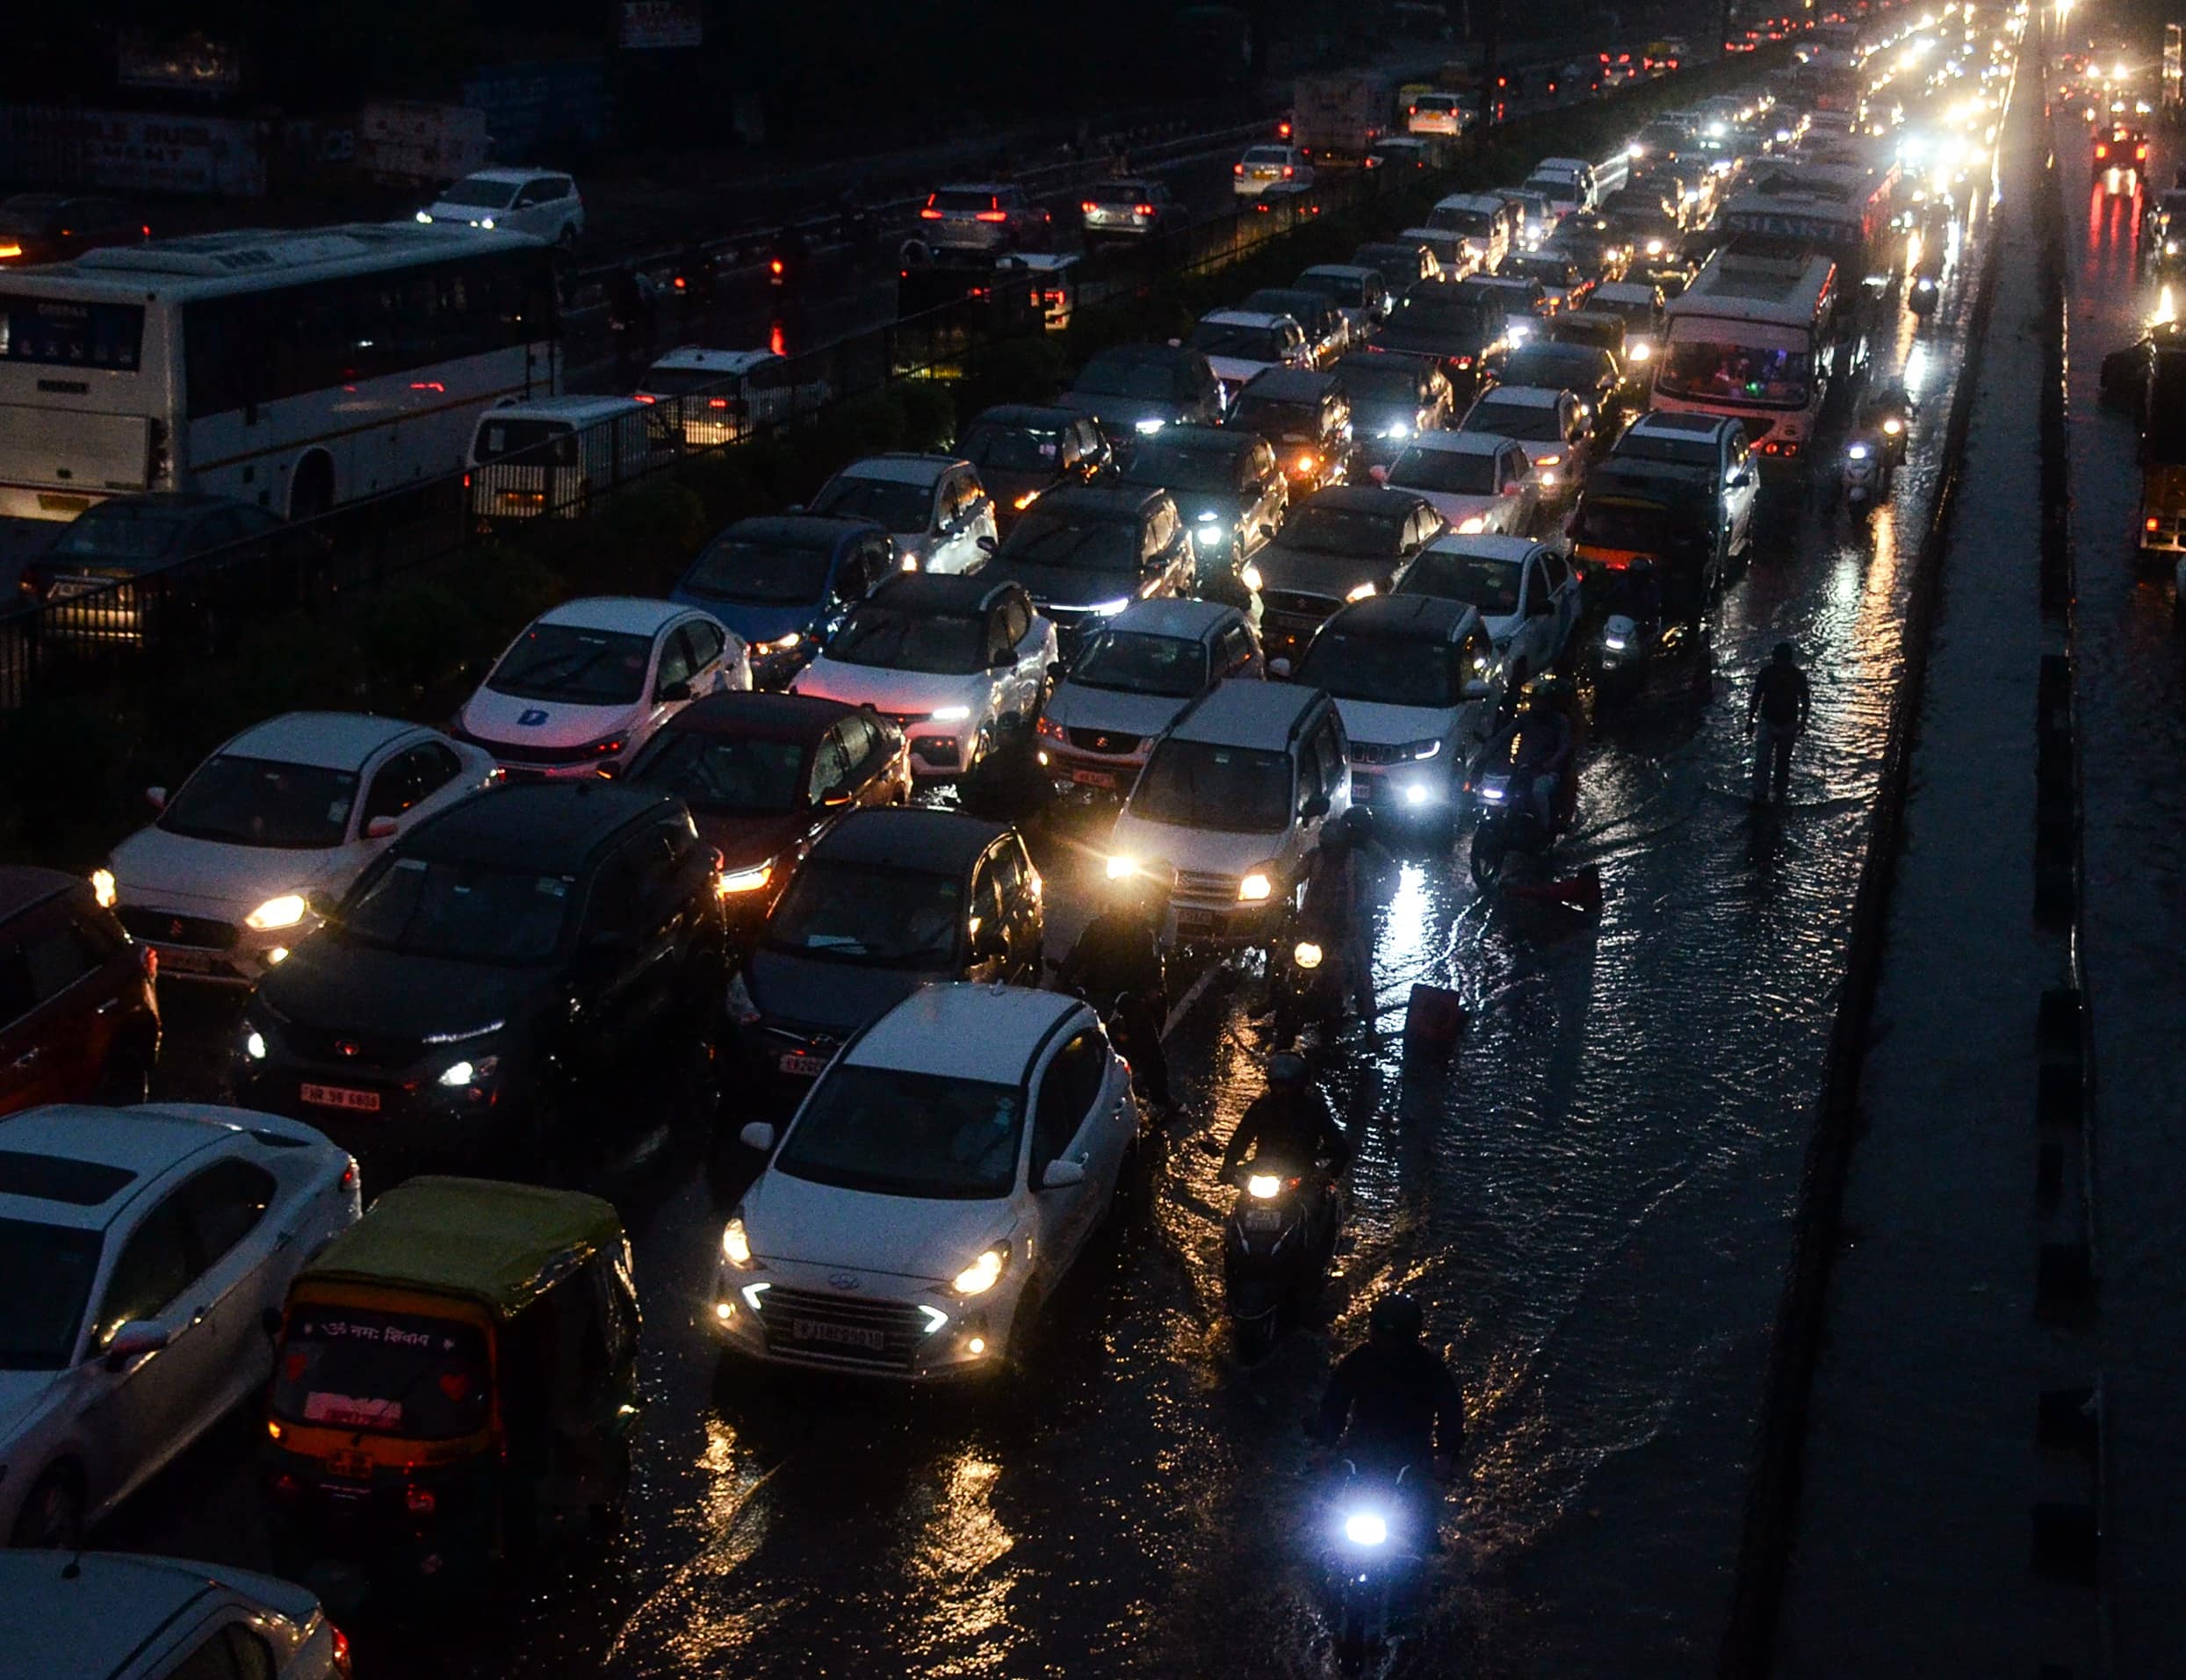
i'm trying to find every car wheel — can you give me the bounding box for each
[11,1467,84,1549]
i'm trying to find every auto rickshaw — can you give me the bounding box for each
[263,1176,640,1586]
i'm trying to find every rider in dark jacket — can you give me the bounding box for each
[1057,864,1173,1112]
[1316,1292,1465,1547]
[1220,1051,1353,1179]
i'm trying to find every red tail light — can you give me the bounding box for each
[1282,165,1295,178]
[708,397,729,409]
[141,224,150,237]
[1409,105,1418,114]
[140,944,157,981]
[462,472,471,489]
[1134,203,1154,216]
[1278,121,1291,138]
[2139,145,2148,160]
[406,1485,437,1516]
[672,275,687,291]
[769,257,785,276]
[633,393,655,403]
[1234,162,1245,175]
[975,209,1009,222]
[920,207,942,219]
[329,1627,353,1678]
[1081,200,1096,213]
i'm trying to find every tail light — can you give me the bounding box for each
[1278,120,1291,138]
[975,209,1009,222]
[2148,516,2162,532]
[920,206,943,220]
[708,397,729,409]
[1234,162,1245,176]
[769,256,785,276]
[1282,165,1295,178]
[672,275,687,292]
[141,944,158,982]
[2096,143,2109,157]
[1081,199,1096,213]
[2139,145,2149,160]
[462,472,471,489]
[329,1626,353,1678]
[1135,204,1154,216]
[406,1485,437,1516]
[1409,105,1418,114]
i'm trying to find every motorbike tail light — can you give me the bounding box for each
[1282,165,1295,178]
[406,1485,437,1516]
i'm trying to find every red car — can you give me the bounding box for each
[619,692,912,938]
[0,867,160,1114]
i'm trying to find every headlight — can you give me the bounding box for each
[1293,451,1318,474]
[1382,422,1410,439]
[2169,240,2181,255]
[1014,489,1042,510]
[718,862,774,896]
[1090,597,1132,616]
[1604,632,1629,651]
[1403,739,1442,760]
[1847,443,1870,460]
[1457,516,1488,534]
[1247,1172,1284,1199]
[1344,1512,1389,1547]
[1293,941,1324,970]
[415,210,432,224]
[480,217,495,230]
[1237,869,1273,902]
[1193,523,1223,545]
[1239,561,1264,591]
[1106,854,1139,880]
[243,1029,267,1061]
[954,1246,1006,1295]
[1346,582,1376,602]
[90,868,116,909]
[436,1056,497,1087]
[245,894,308,931]
[1134,417,1166,435]
[1402,782,1432,807]
[1882,418,1903,435]
[761,631,803,653]
[722,1216,754,1268]
[1535,453,1562,468]
[930,704,973,723]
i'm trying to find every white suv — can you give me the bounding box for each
[716,984,1139,1379]
[1106,678,1349,946]
[805,453,996,576]
[416,168,583,245]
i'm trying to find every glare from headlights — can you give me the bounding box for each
[1240,561,1264,591]
[437,1060,478,1087]
[718,863,774,896]
[1847,443,1870,459]
[1106,854,1139,880]
[1193,523,1223,544]
[1135,417,1166,434]
[480,217,495,230]
[1091,597,1132,615]
[1458,516,1488,534]
[1403,782,1432,806]
[245,894,308,931]
[1346,582,1377,602]
[1293,941,1324,970]
[954,1248,1006,1295]
[415,210,432,224]
[1883,418,1903,435]
[1237,870,1273,901]
[722,1218,753,1267]
[90,868,116,908]
[1345,1512,1389,1547]
[764,631,803,652]
[244,1030,266,1061]
[1247,1172,1284,1199]
[1382,422,1410,439]
[931,704,973,722]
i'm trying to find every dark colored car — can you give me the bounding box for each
[1501,250,1593,311]
[670,515,894,688]
[233,782,726,1164]
[1058,343,1224,440]
[0,868,159,1114]
[0,194,145,268]
[1230,367,1353,493]
[1333,350,1454,465]
[1239,286,1347,364]
[1599,184,1685,260]
[1113,424,1287,594]
[728,808,1044,1104]
[1541,223,1630,284]
[1352,241,1441,285]
[1489,340,1622,415]
[1374,281,1510,398]
[983,482,1195,655]
[1252,486,1447,664]
[958,404,1114,532]
[19,493,326,649]
[622,692,912,938]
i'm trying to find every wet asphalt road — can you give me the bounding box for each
[97,117,2002,1680]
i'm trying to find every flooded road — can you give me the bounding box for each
[106,156,2004,1680]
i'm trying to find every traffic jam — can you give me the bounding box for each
[0,4,2024,1674]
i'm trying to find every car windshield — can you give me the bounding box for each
[1232,397,1321,442]
[638,365,742,398]
[931,190,998,213]
[486,623,653,705]
[1656,338,1814,407]
[271,1305,493,1440]
[1337,362,1422,404]
[1244,148,1293,166]
[1592,295,1656,328]
[1130,739,1291,832]
[999,514,1139,571]
[1086,182,1155,205]
[0,1219,99,1369]
[808,474,934,532]
[1299,631,1463,707]
[828,605,985,674]
[50,505,195,565]
[1616,429,1716,466]
[1389,445,1499,494]
[1282,506,1407,554]
[1403,552,1522,614]
[1069,630,1209,697]
[1505,256,1573,286]
[341,855,572,963]
[1504,348,1603,389]
[776,1066,1024,1200]
[1427,205,1495,235]
[472,418,577,465]
[1188,321,1290,361]
[439,178,518,210]
[679,536,834,604]
[1575,500,1677,551]
[1292,272,1357,302]
[960,423,1060,474]
[1392,288,1491,334]
[1075,353,1186,401]
[628,730,810,813]
[765,859,963,967]
[1462,400,1562,442]
[1122,439,1243,494]
[159,754,358,849]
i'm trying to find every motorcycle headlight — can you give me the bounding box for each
[722,1215,754,1269]
[90,867,117,909]
[1106,854,1140,881]
[1882,418,1903,435]
[1014,489,1042,511]
[1240,561,1264,592]
[245,894,308,931]
[1629,341,1652,362]
[1237,869,1274,902]
[954,1245,1007,1295]
[1293,940,1324,970]
[415,210,433,224]
[1193,523,1225,544]
[1344,1511,1389,1547]
[1605,633,1629,651]
[1134,417,1167,435]
[1847,443,1870,460]
[1247,1172,1284,1199]
[242,1028,267,1062]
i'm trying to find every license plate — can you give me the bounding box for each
[1244,1208,1284,1231]
[326,1450,373,1482]
[152,945,219,974]
[792,1317,884,1352]
[1071,768,1117,789]
[299,1083,381,1113]
[1175,909,1216,937]
[1352,774,1379,799]
[778,1052,827,1078]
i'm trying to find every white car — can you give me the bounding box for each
[1396,532,1583,684]
[1186,308,1312,401]
[916,183,1049,253]
[0,1550,348,1676]
[791,573,1056,778]
[1378,432,1538,535]
[0,1103,361,1547]
[1457,384,1593,503]
[1417,191,1512,273]
[634,346,830,447]
[416,167,583,245]
[1234,145,1314,197]
[1291,595,1501,821]
[97,713,495,985]
[805,453,996,576]
[455,596,750,780]
[715,984,1139,1379]
[1406,91,1469,136]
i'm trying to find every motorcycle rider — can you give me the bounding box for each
[1314,1292,1466,1548]
[1598,557,1663,638]
[1493,674,1578,831]
[1297,806,1392,1021]
[1220,1050,1352,1247]
[1745,640,1812,804]
[1056,863,1176,1114]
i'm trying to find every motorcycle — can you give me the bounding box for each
[1594,609,1661,697]
[1465,720,1569,888]
[1326,1460,1430,1673]
[1266,921,1349,1049]
[1908,268,1942,317]
[1218,1155,1339,1360]
[1840,434,1888,517]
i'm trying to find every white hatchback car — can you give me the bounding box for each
[0,1550,347,1676]
[1457,383,1592,503]
[1235,145,1314,196]
[455,596,750,779]
[716,984,1137,1379]
[1379,432,1538,536]
[0,1103,361,1547]
[792,573,1055,778]
[416,167,584,245]
[804,453,996,576]
[1396,532,1583,685]
[97,712,494,985]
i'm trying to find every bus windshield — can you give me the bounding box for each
[1656,339,1814,407]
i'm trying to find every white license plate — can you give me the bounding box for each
[1071,768,1117,789]
[1244,1208,1284,1231]
[152,945,220,974]
[792,1317,884,1352]
[1175,909,1216,937]
[778,1052,827,1078]
[299,1084,381,1113]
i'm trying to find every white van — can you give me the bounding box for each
[635,347,831,447]
[1414,192,1514,274]
[465,395,660,522]
[1529,157,1600,217]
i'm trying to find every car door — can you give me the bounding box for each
[574,838,671,1062]
[1538,544,1580,650]
[1023,1027,1117,1283]
[1497,445,1533,531]
[683,613,749,693]
[963,856,1011,984]
[173,1155,285,1422]
[0,932,70,1113]
[597,822,701,1052]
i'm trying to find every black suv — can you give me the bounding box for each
[233,781,726,1165]
[983,482,1195,655]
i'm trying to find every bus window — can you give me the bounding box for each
[0,294,145,370]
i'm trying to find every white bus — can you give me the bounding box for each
[0,223,559,523]
[1651,249,1839,459]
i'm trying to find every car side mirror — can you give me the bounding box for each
[145,785,167,811]
[656,678,694,703]
[364,815,400,840]
[739,1121,777,1153]
[101,1320,170,1372]
[1040,1157,1087,1190]
[1268,656,1293,678]
[1301,793,1331,821]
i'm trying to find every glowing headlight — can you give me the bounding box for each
[1106,854,1139,880]
[1629,342,1652,362]
[1882,418,1903,435]
[1458,515,1488,534]
[763,631,803,653]
[717,863,774,895]
[1247,1173,1284,1199]
[436,1056,496,1087]
[1134,417,1167,435]
[2169,241,2181,256]
[1193,523,1225,544]
[1605,633,1629,651]
[1237,870,1273,902]
[1403,782,1432,807]
[1346,582,1377,602]
[1294,451,1318,474]
[1646,238,1665,256]
[415,210,432,224]
[1293,941,1324,970]
[1345,1512,1389,1547]
[1014,489,1042,510]
[480,217,495,230]
[1847,443,1870,460]
[245,894,308,931]
[243,1030,266,1061]
[90,868,116,909]
[930,704,973,722]
[722,1218,753,1268]
[954,1247,1006,1295]
[1240,561,1264,591]
[1382,422,1411,439]
[1091,597,1132,616]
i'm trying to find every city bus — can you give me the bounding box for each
[1650,249,1838,459]
[0,223,559,523]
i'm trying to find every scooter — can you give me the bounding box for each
[1908,267,1943,317]
[1218,1154,1340,1360]
[1594,609,1661,697]
[1465,721,1569,889]
[1325,1460,1429,1674]
[1841,434,1888,517]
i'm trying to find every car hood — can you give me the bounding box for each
[458,685,644,752]
[980,467,1055,507]
[1057,391,1186,430]
[691,811,813,872]
[1205,353,1277,386]
[260,940,549,1040]
[108,826,353,915]
[985,560,1141,614]
[1108,810,1290,876]
[746,1168,1015,1284]
[791,657,985,715]
[1254,543,1388,596]
[1166,489,1252,529]
[0,1369,57,1446]
[1330,696,1466,747]
[1412,488,1502,525]
[1045,681,1196,739]
[747,950,949,1037]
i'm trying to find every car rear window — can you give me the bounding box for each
[930,190,997,213]
[0,1150,134,1206]
[272,1305,493,1440]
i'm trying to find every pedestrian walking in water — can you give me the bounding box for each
[1746,641,1812,805]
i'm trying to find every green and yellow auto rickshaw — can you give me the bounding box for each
[263,1176,640,1583]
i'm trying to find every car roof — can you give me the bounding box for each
[647,346,777,374]
[1168,675,1323,748]
[0,865,83,923]
[455,166,563,184]
[868,571,1013,614]
[1301,263,1374,280]
[1473,385,1565,408]
[1419,531,1541,563]
[657,691,859,744]
[968,403,1086,429]
[1627,409,1732,436]
[1105,596,1241,639]
[844,983,1081,1080]
[1084,342,1197,367]
[1239,367,1338,401]
[220,710,422,769]
[812,807,1009,869]
[1405,429,1509,455]
[1135,422,1257,457]
[709,513,877,550]
[0,1551,317,1678]
[403,782,679,874]
[934,181,1014,193]
[831,453,963,485]
[0,1105,250,1229]
[1324,593,1482,641]
[537,595,695,635]
[1292,484,1429,515]
[1028,482,1165,522]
